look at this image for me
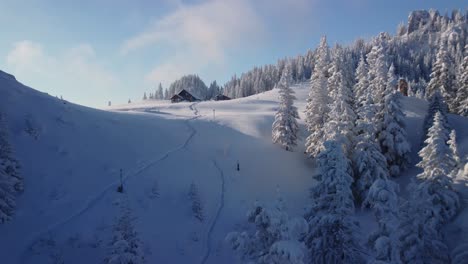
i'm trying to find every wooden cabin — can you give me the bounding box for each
[214,94,231,101]
[170,89,199,103]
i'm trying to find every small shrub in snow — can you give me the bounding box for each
[227,200,308,264]
[105,199,145,264]
[188,182,203,222]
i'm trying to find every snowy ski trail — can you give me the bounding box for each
[200,160,226,264]
[189,102,200,116]
[186,102,227,264]
[20,114,199,262]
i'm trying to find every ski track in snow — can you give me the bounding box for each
[187,102,226,264]
[200,160,226,264]
[20,111,200,262]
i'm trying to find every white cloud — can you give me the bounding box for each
[6,41,52,73]
[122,0,316,85]
[5,41,119,106]
[122,0,266,85]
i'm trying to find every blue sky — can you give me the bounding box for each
[0,0,465,107]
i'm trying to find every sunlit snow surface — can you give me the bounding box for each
[0,70,466,263]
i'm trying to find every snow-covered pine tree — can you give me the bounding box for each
[323,64,356,155]
[397,197,450,264]
[0,113,23,223]
[142,92,147,100]
[353,91,390,202]
[305,36,330,158]
[105,198,145,264]
[226,199,308,264]
[327,45,345,99]
[423,92,450,141]
[188,182,203,222]
[272,62,299,151]
[378,69,411,177]
[447,129,461,175]
[353,55,369,108]
[366,33,389,106]
[363,179,400,263]
[426,39,457,111]
[354,81,400,262]
[305,140,363,264]
[416,111,460,227]
[455,44,468,116]
[397,111,459,263]
[157,83,164,100]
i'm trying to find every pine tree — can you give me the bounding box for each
[378,79,411,177]
[323,66,356,155]
[157,83,164,100]
[305,36,331,158]
[272,62,299,151]
[363,179,400,263]
[353,99,390,202]
[447,130,461,174]
[353,55,369,108]
[142,92,147,100]
[397,198,451,264]
[455,45,468,116]
[327,45,345,99]
[366,34,388,106]
[416,112,460,227]
[423,92,450,141]
[426,39,456,111]
[397,112,459,264]
[305,140,363,263]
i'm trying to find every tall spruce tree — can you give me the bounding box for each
[398,111,460,263]
[353,55,370,108]
[305,36,331,158]
[272,62,299,151]
[416,111,460,231]
[378,67,411,176]
[426,39,457,111]
[323,65,356,155]
[306,140,362,263]
[353,90,390,202]
[455,44,468,116]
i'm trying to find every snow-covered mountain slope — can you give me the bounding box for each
[1,70,467,263]
[0,72,314,263]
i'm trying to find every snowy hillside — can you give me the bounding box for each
[0,71,317,263]
[1,65,466,263]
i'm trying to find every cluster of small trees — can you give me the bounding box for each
[0,112,23,223]
[143,83,166,101]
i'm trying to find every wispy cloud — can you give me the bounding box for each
[6,40,119,106]
[121,0,317,85]
[121,0,266,85]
